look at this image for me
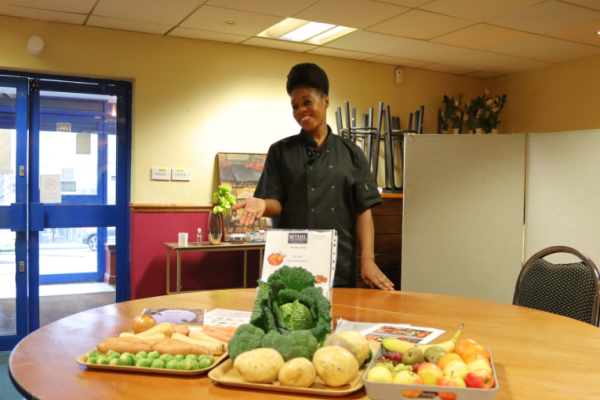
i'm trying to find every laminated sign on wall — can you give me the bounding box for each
[261,230,337,299]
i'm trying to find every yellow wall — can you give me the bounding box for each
[488,54,600,134]
[0,15,484,203]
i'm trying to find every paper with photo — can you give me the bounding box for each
[360,323,445,344]
[335,318,410,334]
[204,308,251,328]
[142,307,205,326]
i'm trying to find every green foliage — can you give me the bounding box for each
[442,95,463,131]
[212,184,236,217]
[261,330,319,361]
[228,324,266,361]
[464,91,507,133]
[280,300,314,331]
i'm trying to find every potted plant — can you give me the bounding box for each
[464,96,483,134]
[208,184,236,245]
[443,95,463,134]
[488,94,507,133]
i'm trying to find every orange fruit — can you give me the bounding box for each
[462,344,490,362]
[464,354,491,366]
[455,338,478,357]
[437,353,463,370]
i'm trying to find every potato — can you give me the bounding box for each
[278,358,316,388]
[312,346,359,388]
[234,348,284,384]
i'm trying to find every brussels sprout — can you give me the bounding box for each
[109,358,120,366]
[177,360,193,371]
[119,354,134,366]
[136,358,152,368]
[190,360,200,370]
[165,360,178,370]
[147,351,160,360]
[97,356,110,365]
[185,354,198,362]
[150,359,165,369]
[174,354,184,362]
[197,358,213,369]
[135,351,148,358]
[87,350,100,358]
[87,357,98,365]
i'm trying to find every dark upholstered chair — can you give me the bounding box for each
[513,246,600,326]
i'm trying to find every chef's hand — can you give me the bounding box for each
[232,198,266,226]
[361,260,395,291]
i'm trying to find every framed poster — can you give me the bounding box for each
[217,153,269,241]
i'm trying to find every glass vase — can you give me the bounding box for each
[207,211,222,245]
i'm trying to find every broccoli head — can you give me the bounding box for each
[228,324,265,361]
[263,329,318,362]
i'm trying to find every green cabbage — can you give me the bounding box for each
[280,300,314,331]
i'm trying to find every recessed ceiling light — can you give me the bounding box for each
[280,22,335,42]
[225,21,236,26]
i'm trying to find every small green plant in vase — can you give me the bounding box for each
[208,184,237,245]
[442,95,463,133]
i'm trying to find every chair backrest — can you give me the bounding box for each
[513,246,600,326]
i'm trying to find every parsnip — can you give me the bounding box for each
[171,332,226,355]
[135,322,174,338]
[120,332,166,340]
[189,330,227,344]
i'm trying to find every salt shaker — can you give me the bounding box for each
[197,228,202,245]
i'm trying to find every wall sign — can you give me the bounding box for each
[57,123,71,132]
[40,174,61,203]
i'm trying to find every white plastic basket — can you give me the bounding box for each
[363,345,498,400]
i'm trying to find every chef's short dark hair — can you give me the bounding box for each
[286,63,329,96]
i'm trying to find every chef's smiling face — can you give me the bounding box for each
[291,86,329,133]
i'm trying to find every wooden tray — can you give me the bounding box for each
[208,358,368,397]
[77,352,228,376]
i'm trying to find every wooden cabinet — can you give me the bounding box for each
[358,195,403,290]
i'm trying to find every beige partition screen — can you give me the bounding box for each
[402,135,526,304]
[525,130,600,265]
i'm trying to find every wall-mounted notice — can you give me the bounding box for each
[76,133,91,155]
[40,174,61,203]
[0,130,12,174]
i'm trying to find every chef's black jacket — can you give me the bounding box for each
[254,126,382,287]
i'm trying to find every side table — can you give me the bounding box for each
[164,241,265,294]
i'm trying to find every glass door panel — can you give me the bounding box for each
[0,229,16,336]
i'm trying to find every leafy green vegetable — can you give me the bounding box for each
[228,324,265,361]
[267,266,316,292]
[280,300,314,331]
[250,266,332,343]
[261,330,319,361]
[212,184,236,217]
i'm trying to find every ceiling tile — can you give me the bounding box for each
[384,41,481,63]
[325,31,422,54]
[364,55,432,67]
[205,0,317,17]
[292,0,409,29]
[181,5,283,36]
[487,0,600,34]
[373,0,432,7]
[93,0,205,26]
[87,16,171,34]
[489,35,586,59]
[242,37,317,52]
[169,27,249,42]
[0,0,96,14]
[536,44,600,62]
[547,18,600,46]
[420,63,479,74]
[450,51,528,69]
[464,70,505,79]
[493,59,554,74]
[432,24,535,50]
[307,47,376,60]
[561,0,600,11]
[0,3,85,24]
[418,0,546,22]
[367,9,475,39]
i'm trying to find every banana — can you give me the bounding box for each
[381,323,464,355]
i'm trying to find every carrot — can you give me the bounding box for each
[202,326,234,338]
[205,326,237,333]
[173,324,190,336]
[201,330,231,343]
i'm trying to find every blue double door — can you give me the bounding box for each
[0,75,131,351]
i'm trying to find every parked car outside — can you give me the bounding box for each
[81,227,116,251]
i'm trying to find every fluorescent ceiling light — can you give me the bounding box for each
[280,21,335,42]
[309,26,356,45]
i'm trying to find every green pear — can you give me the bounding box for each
[402,347,424,365]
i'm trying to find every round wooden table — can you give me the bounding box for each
[9,289,600,400]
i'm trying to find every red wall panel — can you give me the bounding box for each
[130,212,261,299]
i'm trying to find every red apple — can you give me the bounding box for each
[437,375,466,400]
[417,363,444,386]
[465,369,495,389]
